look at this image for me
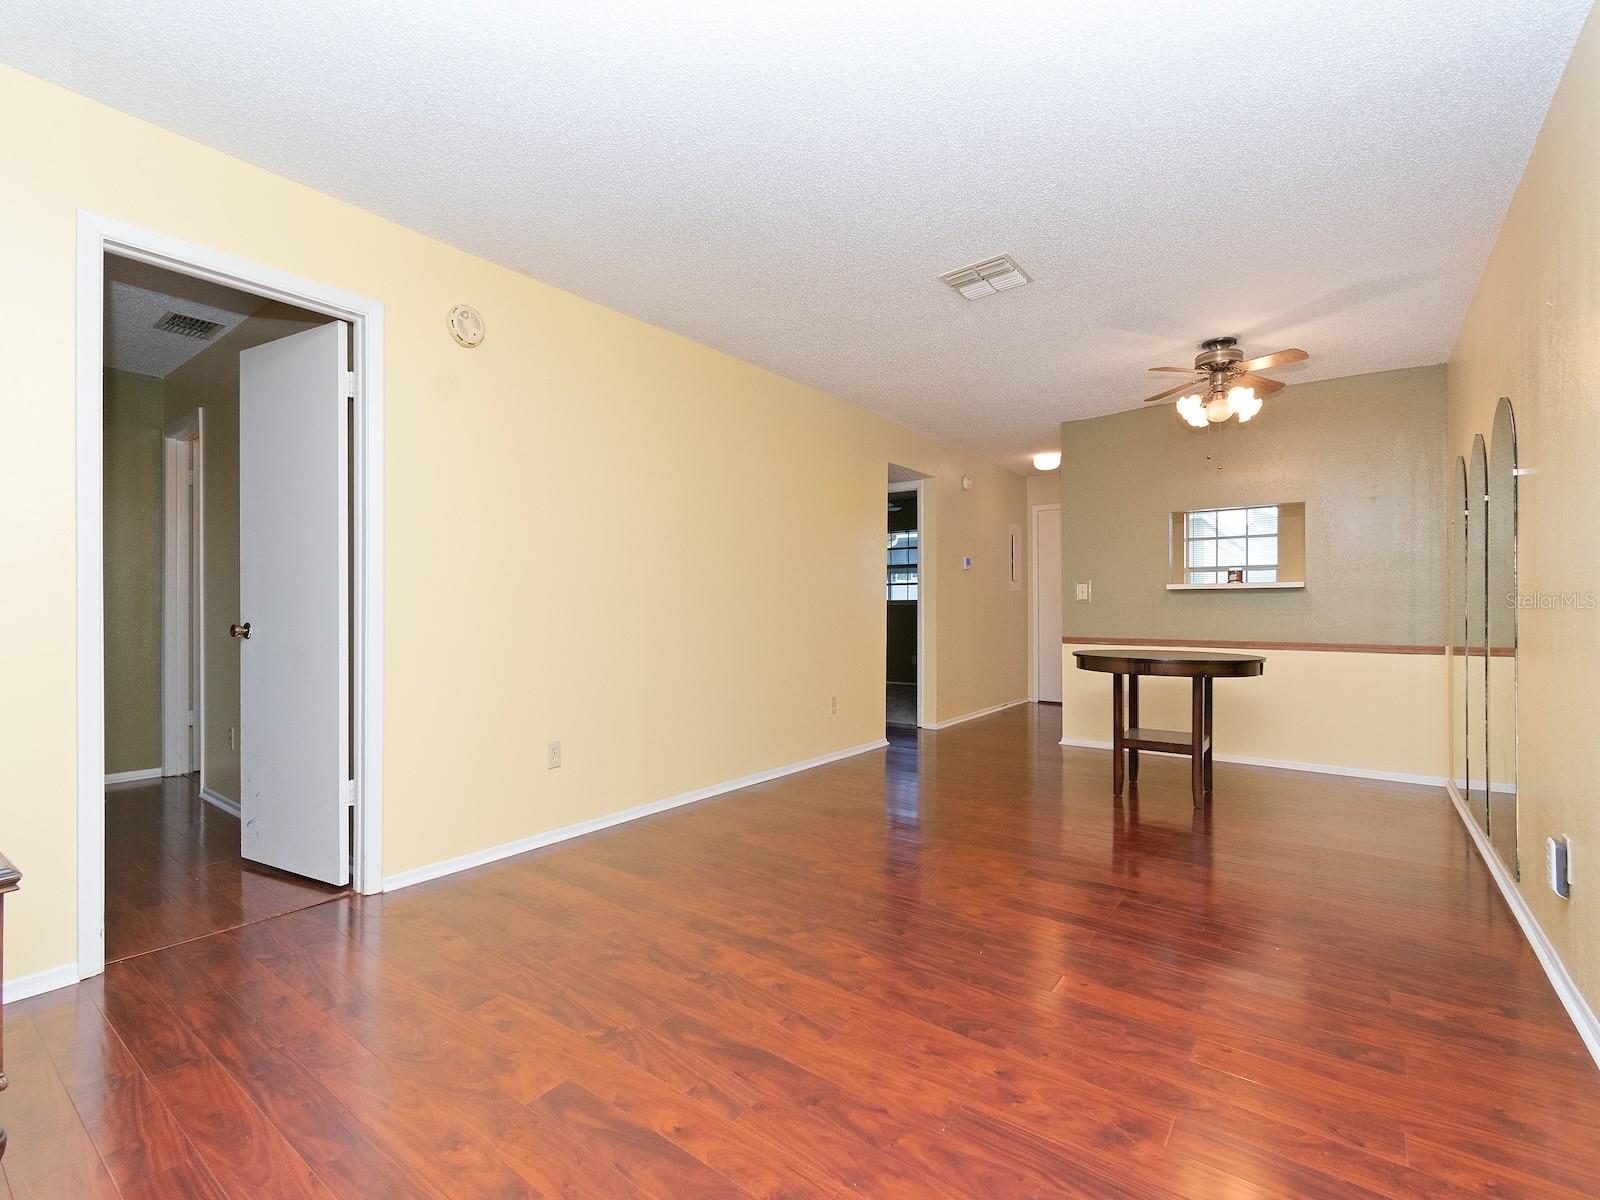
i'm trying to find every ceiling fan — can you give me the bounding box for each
[1142,336,1308,427]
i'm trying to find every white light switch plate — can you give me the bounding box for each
[1075,582,1091,602]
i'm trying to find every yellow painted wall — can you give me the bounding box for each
[102,369,165,775]
[1060,644,1447,782]
[1446,7,1600,1010]
[0,64,1027,982]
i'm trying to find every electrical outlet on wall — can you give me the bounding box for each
[1547,835,1571,899]
[228,726,237,750]
[547,740,562,770]
[1075,582,1092,602]
[830,696,838,715]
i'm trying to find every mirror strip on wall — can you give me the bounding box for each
[1487,399,1518,875]
[1466,435,1488,838]
[1451,401,1518,879]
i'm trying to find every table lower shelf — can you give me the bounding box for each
[1124,728,1210,755]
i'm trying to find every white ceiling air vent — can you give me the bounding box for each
[939,255,1032,300]
[153,310,225,340]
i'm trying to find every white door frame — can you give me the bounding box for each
[76,211,386,979]
[1029,502,1061,702]
[886,477,929,728]
[160,409,204,779]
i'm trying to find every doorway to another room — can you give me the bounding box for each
[1033,502,1062,704]
[886,474,923,732]
[96,244,370,966]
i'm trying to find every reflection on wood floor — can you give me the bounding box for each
[104,774,346,963]
[3,704,1596,1197]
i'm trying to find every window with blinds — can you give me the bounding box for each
[1183,505,1279,584]
[887,529,919,601]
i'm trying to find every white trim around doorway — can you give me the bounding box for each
[76,211,386,982]
[1029,502,1061,702]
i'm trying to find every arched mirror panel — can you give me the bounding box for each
[1487,399,1518,876]
[1450,456,1469,804]
[1466,435,1489,833]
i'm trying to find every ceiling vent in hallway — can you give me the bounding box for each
[152,310,225,340]
[939,255,1032,300]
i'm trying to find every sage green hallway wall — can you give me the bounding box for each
[103,368,165,775]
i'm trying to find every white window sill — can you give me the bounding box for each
[1166,581,1305,591]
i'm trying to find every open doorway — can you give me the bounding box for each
[80,214,386,979]
[102,256,351,961]
[886,467,927,733]
[1032,501,1062,704]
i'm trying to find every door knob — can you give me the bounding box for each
[230,622,252,639]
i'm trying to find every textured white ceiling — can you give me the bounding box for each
[104,258,267,378]
[7,1,1589,468]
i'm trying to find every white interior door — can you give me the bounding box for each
[239,321,349,884]
[1035,506,1063,703]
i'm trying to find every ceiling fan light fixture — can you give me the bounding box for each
[1228,386,1262,422]
[1176,393,1209,428]
[1141,339,1306,425]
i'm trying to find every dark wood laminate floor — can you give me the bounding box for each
[6,704,1597,1197]
[104,775,347,963]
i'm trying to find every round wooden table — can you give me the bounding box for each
[1073,649,1264,805]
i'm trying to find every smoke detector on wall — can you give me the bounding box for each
[152,310,224,340]
[448,303,486,348]
[939,255,1031,301]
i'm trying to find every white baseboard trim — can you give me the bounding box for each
[200,786,240,817]
[1058,737,1445,789]
[383,737,890,892]
[104,767,162,785]
[925,698,1031,731]
[5,962,80,1001]
[1445,781,1600,1068]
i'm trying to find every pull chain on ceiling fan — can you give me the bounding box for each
[1142,337,1308,426]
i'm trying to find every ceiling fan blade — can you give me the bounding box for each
[1233,373,1286,396]
[1143,376,1209,404]
[1235,348,1308,374]
[1148,366,1202,374]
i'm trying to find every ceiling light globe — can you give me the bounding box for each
[1228,386,1262,422]
[1032,451,1061,472]
[1205,395,1232,423]
[1176,393,1208,428]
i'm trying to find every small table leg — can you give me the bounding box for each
[1203,676,1214,797]
[1190,676,1205,807]
[1127,675,1140,783]
[1111,673,1125,797]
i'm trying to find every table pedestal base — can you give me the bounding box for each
[1111,673,1214,807]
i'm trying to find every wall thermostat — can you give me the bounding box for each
[447,304,485,348]
[1547,836,1571,899]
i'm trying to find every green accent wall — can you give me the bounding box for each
[1059,365,1447,647]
